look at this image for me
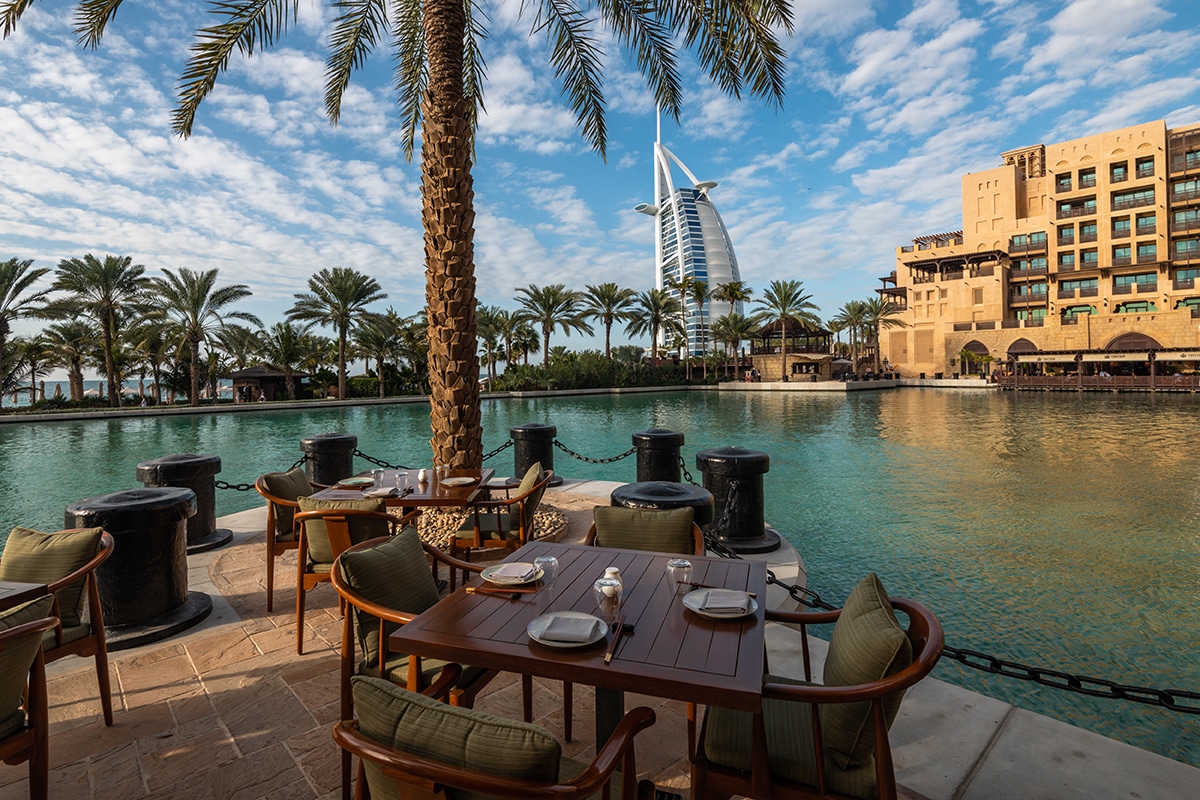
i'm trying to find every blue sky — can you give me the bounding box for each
[3,0,1200,360]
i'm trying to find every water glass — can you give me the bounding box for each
[394,471,408,490]
[533,556,558,593]
[666,559,693,596]
[371,468,386,489]
[593,577,622,624]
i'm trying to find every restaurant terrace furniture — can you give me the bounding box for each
[0,528,115,726]
[293,501,415,654]
[449,464,553,589]
[0,595,58,800]
[689,574,944,800]
[335,674,655,800]
[585,505,706,556]
[255,468,327,612]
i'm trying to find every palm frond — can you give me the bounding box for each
[462,0,489,150]
[0,0,38,38]
[73,0,126,48]
[325,0,388,124]
[533,0,607,157]
[392,0,426,161]
[594,0,681,120]
[174,0,299,137]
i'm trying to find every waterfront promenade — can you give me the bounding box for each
[1,479,1196,799]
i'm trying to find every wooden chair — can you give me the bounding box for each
[449,466,553,589]
[255,469,327,612]
[0,595,59,800]
[690,575,944,800]
[584,505,706,555]
[293,502,417,654]
[335,672,656,800]
[0,527,115,725]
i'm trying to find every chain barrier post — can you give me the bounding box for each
[609,480,714,527]
[299,432,357,485]
[696,446,779,554]
[632,428,685,482]
[135,453,232,554]
[510,423,562,486]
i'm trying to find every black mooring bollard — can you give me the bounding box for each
[510,423,563,486]
[136,453,232,554]
[609,481,714,528]
[632,429,685,483]
[695,446,779,553]
[64,487,212,650]
[299,432,358,485]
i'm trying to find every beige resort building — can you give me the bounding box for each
[878,119,1200,378]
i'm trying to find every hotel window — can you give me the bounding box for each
[1137,242,1157,262]
[1011,258,1029,272]
[1176,266,1200,280]
[939,288,948,299]
[1016,308,1047,320]
[1176,241,1200,259]
[1116,300,1156,313]
[1056,173,1072,192]
[1113,217,1131,238]
[973,288,983,305]
[1031,256,1048,271]
[1113,245,1132,264]
[1030,231,1047,245]
[1062,278,1098,292]
[1115,273,1156,290]
[1062,305,1096,317]
[1079,221,1098,242]
[1186,150,1200,170]
[1014,283,1047,297]
[1135,156,1155,179]
[1173,208,1200,229]
[1081,248,1098,267]
[1112,187,1154,210]
[1172,178,1200,199]
[1135,213,1156,235]
[1079,167,1096,188]
[1111,161,1128,182]
[1059,252,1076,269]
[1058,224,1074,244]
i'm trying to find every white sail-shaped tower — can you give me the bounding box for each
[636,132,742,357]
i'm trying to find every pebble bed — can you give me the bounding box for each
[414,503,569,550]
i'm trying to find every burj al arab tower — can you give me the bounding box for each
[635,126,742,357]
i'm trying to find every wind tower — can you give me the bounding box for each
[635,117,742,357]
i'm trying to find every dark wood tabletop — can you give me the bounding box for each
[0,580,49,611]
[390,541,766,742]
[310,468,494,509]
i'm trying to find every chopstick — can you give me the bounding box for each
[465,586,534,598]
[604,614,626,665]
[683,581,757,598]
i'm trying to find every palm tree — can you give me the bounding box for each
[148,267,261,406]
[514,284,593,370]
[352,313,399,398]
[260,322,314,401]
[127,320,173,404]
[710,311,760,378]
[43,320,96,401]
[46,254,151,407]
[832,300,869,374]
[862,296,906,373]
[10,0,792,466]
[213,324,262,372]
[511,322,540,366]
[476,305,504,383]
[582,283,637,360]
[689,280,711,379]
[712,280,754,314]
[625,288,682,362]
[287,267,386,401]
[754,279,821,381]
[0,258,51,362]
[15,334,51,403]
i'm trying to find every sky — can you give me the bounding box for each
[3,0,1200,366]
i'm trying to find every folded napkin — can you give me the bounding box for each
[363,486,398,497]
[540,615,602,643]
[699,589,752,614]
[489,563,537,581]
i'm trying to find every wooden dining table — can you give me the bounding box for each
[390,541,767,746]
[309,467,494,509]
[0,580,49,611]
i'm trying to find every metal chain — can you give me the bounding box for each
[700,481,1200,714]
[483,440,514,462]
[289,454,308,471]
[353,449,410,471]
[214,479,255,492]
[677,454,697,485]
[552,440,636,465]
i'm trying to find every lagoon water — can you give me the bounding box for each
[2,389,1198,764]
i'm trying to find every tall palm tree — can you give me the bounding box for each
[754,279,821,381]
[352,313,398,398]
[582,283,636,360]
[712,280,754,314]
[710,311,760,378]
[514,284,593,370]
[127,320,173,404]
[689,280,710,379]
[832,300,869,374]
[476,305,504,383]
[148,268,261,406]
[511,322,540,366]
[260,321,314,401]
[43,320,96,401]
[862,296,906,372]
[46,254,150,407]
[15,334,51,403]
[0,258,51,362]
[287,267,386,401]
[625,288,682,362]
[8,0,793,466]
[213,324,263,373]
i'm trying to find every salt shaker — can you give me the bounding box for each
[602,566,622,596]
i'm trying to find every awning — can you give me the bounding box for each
[1081,352,1149,362]
[1156,350,1200,361]
[1014,353,1077,363]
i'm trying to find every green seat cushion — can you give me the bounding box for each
[337,529,441,666]
[366,654,491,696]
[295,496,387,565]
[262,467,312,539]
[0,526,102,627]
[592,506,696,554]
[703,674,878,800]
[352,675,561,800]
[0,595,55,732]
[0,709,24,740]
[44,623,90,650]
[454,512,515,541]
[822,573,913,769]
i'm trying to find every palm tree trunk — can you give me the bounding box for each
[424,0,482,468]
[604,321,612,360]
[101,312,119,407]
[190,334,201,406]
[337,329,347,400]
[69,358,83,401]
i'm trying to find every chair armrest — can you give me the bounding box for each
[421,663,463,700]
[420,541,483,574]
[568,706,656,795]
[765,607,842,626]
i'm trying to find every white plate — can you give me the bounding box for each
[683,589,758,620]
[527,612,607,648]
[337,477,374,488]
[481,563,543,586]
[441,476,477,487]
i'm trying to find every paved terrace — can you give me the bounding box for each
[1,479,1196,800]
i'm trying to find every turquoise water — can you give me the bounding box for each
[2,389,1199,764]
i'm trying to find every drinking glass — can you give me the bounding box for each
[666,559,693,596]
[593,578,621,624]
[533,556,558,593]
[371,469,386,489]
[394,471,408,490]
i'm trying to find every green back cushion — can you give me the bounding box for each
[0,527,102,627]
[593,506,696,554]
[337,529,442,665]
[0,595,55,730]
[822,573,913,769]
[515,462,542,496]
[262,467,313,536]
[352,675,560,800]
[295,496,387,564]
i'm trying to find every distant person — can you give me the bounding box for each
[258,391,266,402]
[140,397,147,407]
